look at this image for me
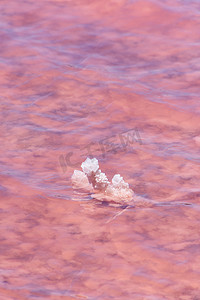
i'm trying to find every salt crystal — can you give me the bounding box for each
[81,157,99,175]
[112,174,129,189]
[94,170,110,190]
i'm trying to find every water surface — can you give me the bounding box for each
[1,0,200,299]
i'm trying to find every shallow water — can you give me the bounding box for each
[1,0,200,299]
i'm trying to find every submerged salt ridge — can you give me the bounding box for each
[72,157,134,204]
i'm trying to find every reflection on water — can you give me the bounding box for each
[1,0,200,299]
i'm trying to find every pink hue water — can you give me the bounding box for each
[1,0,200,299]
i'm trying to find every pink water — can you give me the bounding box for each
[1,0,200,299]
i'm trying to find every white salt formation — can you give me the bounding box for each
[81,157,99,175]
[71,157,134,204]
[71,170,92,190]
[112,174,129,189]
[94,169,109,190]
[105,174,133,203]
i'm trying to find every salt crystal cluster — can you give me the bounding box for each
[81,157,99,175]
[71,157,134,204]
[94,170,109,189]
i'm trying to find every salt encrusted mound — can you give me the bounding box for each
[71,170,92,190]
[71,157,134,204]
[105,182,133,203]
